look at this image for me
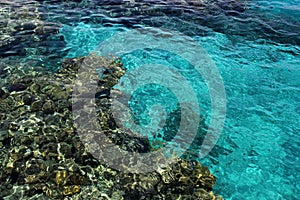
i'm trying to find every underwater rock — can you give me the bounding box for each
[0,0,67,69]
[0,88,8,99]
[21,93,37,105]
[112,157,221,199]
[42,100,55,114]
[34,23,61,35]
[31,100,43,111]
[14,22,37,31]
[0,55,223,199]
[8,83,27,92]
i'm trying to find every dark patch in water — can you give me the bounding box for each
[8,83,27,92]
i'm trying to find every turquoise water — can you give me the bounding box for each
[197,34,300,199]
[60,1,300,199]
[62,24,299,200]
[1,0,300,199]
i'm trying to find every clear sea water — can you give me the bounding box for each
[2,0,300,199]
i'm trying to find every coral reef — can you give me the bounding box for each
[0,55,222,199]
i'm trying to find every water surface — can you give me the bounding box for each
[1,0,299,199]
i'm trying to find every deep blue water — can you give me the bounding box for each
[1,0,300,199]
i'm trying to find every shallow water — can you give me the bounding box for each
[1,0,299,199]
[197,34,300,199]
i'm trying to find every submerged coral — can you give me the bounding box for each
[0,54,222,199]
